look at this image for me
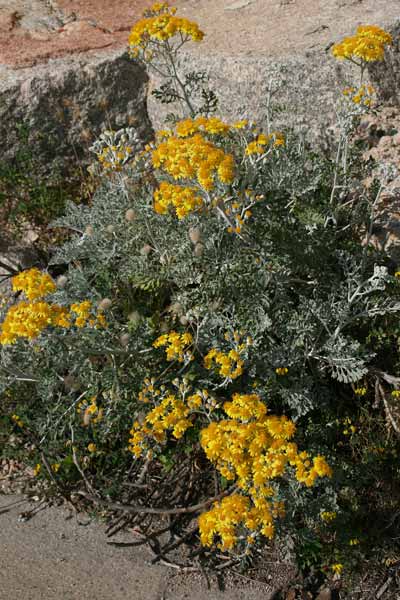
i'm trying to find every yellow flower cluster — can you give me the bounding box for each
[198,493,284,550]
[128,378,221,457]
[152,132,235,190]
[174,116,231,138]
[204,348,244,379]
[245,131,285,156]
[199,392,331,549]
[129,394,193,453]
[332,25,392,63]
[153,330,194,362]
[342,84,375,107]
[12,268,56,300]
[342,417,357,435]
[225,202,251,234]
[0,301,70,345]
[275,367,289,376]
[71,301,102,329]
[128,382,211,456]
[204,331,250,380]
[0,269,105,345]
[349,538,360,546]
[153,182,203,218]
[128,3,204,56]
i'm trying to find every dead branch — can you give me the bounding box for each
[78,485,235,516]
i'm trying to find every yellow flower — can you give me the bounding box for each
[245,131,285,156]
[354,387,367,396]
[233,119,248,129]
[153,330,193,362]
[331,563,343,575]
[275,367,288,376]
[33,463,41,476]
[321,511,337,522]
[11,414,24,427]
[349,538,359,546]
[87,443,97,453]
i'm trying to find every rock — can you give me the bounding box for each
[225,0,255,10]
[369,20,400,105]
[0,0,153,175]
[0,10,19,33]
[0,235,43,272]
[0,0,399,174]
[379,135,394,149]
[147,0,400,145]
[0,49,153,175]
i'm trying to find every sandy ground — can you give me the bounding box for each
[0,494,286,600]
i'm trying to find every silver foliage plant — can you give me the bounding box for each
[46,126,400,419]
[2,11,400,570]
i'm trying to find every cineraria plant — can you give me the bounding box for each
[1,3,400,580]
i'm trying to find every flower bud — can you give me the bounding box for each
[169,302,183,316]
[98,298,112,311]
[160,320,169,333]
[85,225,94,236]
[106,224,115,234]
[125,209,136,222]
[83,410,92,426]
[193,243,204,257]
[56,275,68,289]
[140,244,152,256]
[120,333,130,347]
[179,316,189,326]
[63,375,81,391]
[189,226,201,245]
[128,311,140,326]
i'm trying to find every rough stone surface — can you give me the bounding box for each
[0,0,399,171]
[357,105,400,260]
[0,0,152,67]
[0,49,152,173]
[369,20,400,105]
[0,0,154,172]
[147,0,400,138]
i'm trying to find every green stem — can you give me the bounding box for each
[165,41,196,117]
